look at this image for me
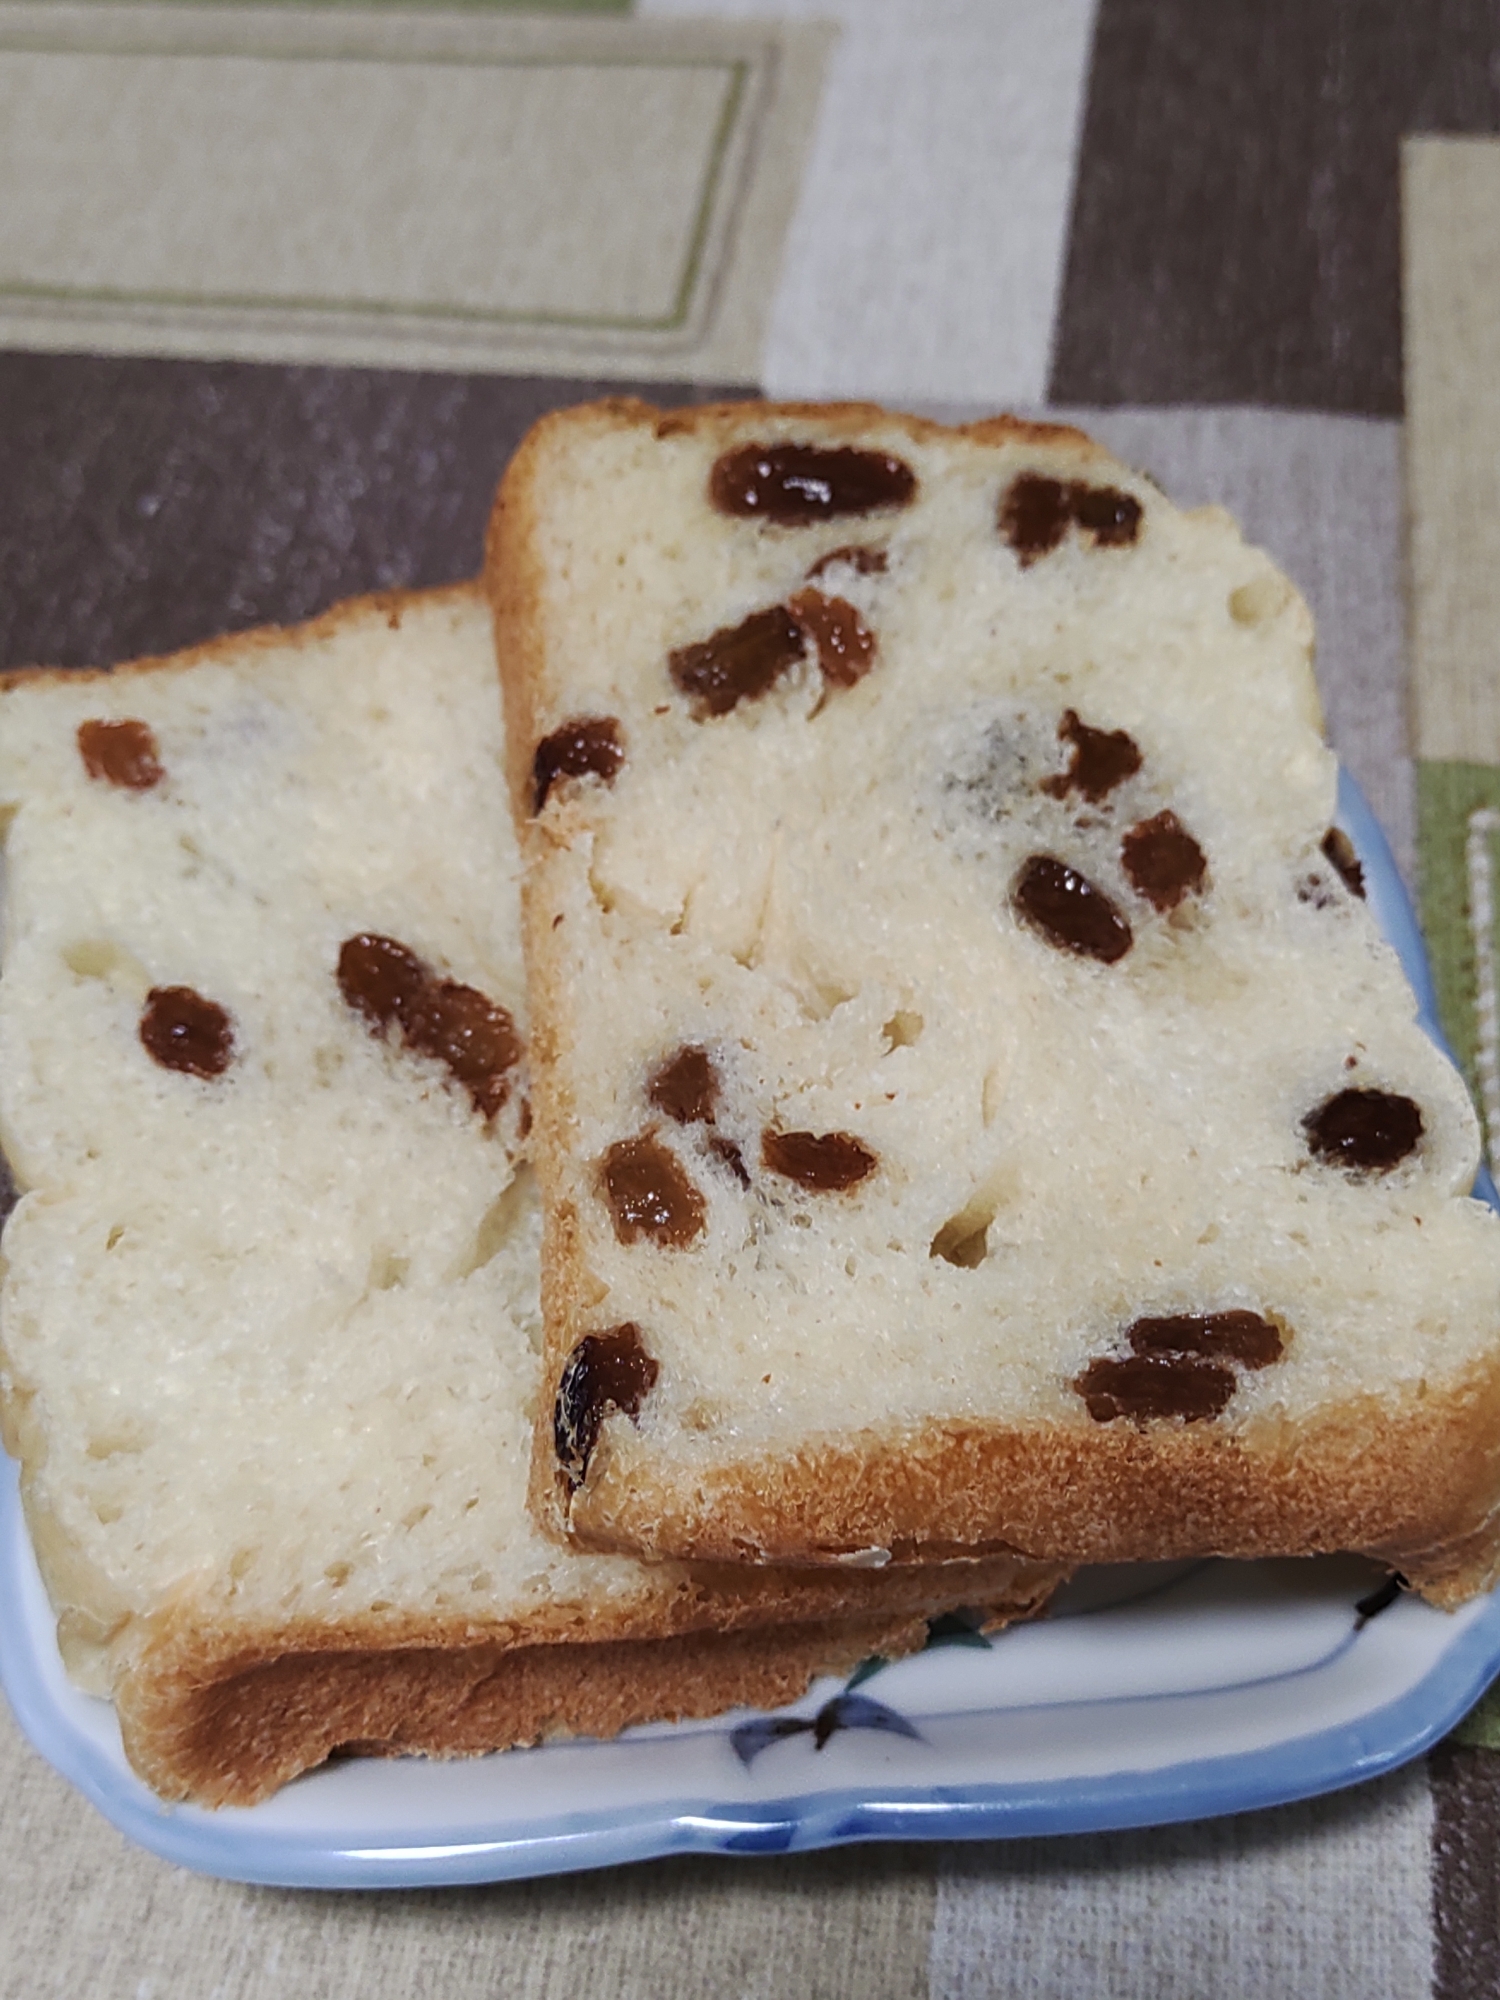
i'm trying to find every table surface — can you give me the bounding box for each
[3,3,1500,1994]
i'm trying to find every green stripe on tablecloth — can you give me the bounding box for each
[1416,761,1500,1155]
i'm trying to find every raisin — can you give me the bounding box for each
[1127,1312,1283,1370]
[710,443,916,523]
[998,474,1071,566]
[1013,855,1132,963]
[647,1045,719,1125]
[788,588,877,690]
[337,935,520,1118]
[709,1135,751,1186]
[1121,810,1208,911]
[805,544,888,579]
[601,1135,707,1247]
[1321,827,1366,898]
[402,980,522,1119]
[999,474,1142,564]
[1040,709,1143,803]
[337,934,426,1032]
[77,718,163,791]
[669,606,806,718]
[1072,484,1143,547]
[553,1324,659,1488]
[139,985,234,1078]
[761,1129,877,1192]
[532,716,624,814]
[1304,1089,1423,1173]
[1074,1352,1237,1423]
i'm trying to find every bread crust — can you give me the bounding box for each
[556,1361,1500,1607]
[114,1556,1059,1806]
[116,1611,936,1808]
[486,397,1500,1607]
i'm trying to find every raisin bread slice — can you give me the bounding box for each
[488,399,1500,1604]
[0,585,1059,1806]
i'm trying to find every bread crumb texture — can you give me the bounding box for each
[0,585,1058,1804]
[488,401,1500,1593]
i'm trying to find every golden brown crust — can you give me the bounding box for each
[559,1361,1500,1607]
[117,1562,1060,1806]
[116,1611,936,1808]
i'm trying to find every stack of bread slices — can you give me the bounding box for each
[4,396,1500,1810]
[0,582,1060,1806]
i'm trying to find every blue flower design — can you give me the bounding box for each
[731,1693,924,1768]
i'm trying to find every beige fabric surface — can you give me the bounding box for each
[1403,137,1500,767]
[929,1767,1433,2000]
[0,1694,935,2000]
[0,3,829,381]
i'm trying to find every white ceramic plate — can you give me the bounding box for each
[3,771,1499,1888]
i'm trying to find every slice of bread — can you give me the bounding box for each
[487,398,1500,1605]
[0,585,1059,1806]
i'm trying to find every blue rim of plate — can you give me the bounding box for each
[3,767,1500,1888]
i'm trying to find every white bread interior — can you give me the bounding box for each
[487,400,1500,1599]
[0,585,1057,1805]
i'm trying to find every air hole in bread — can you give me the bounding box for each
[930,1204,993,1268]
[402,1503,432,1531]
[86,1422,146,1459]
[454,1170,535,1278]
[882,1010,924,1051]
[323,1563,351,1588]
[369,1250,409,1291]
[104,1224,125,1251]
[798,976,859,1022]
[1229,573,1292,626]
[62,939,149,993]
[91,1497,123,1525]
